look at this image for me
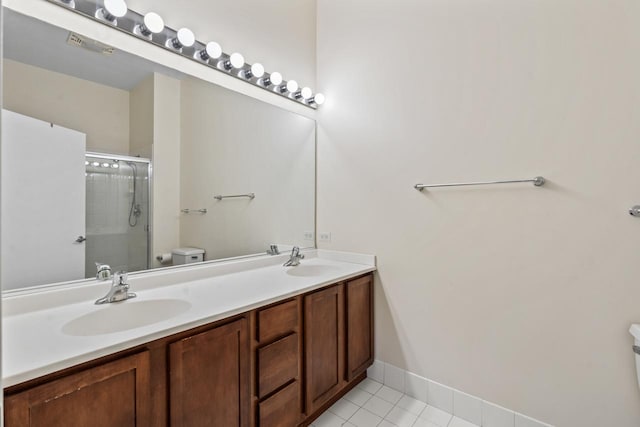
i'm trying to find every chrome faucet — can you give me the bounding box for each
[283,246,304,267]
[95,262,112,281]
[95,271,137,304]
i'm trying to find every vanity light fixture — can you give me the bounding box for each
[286,80,299,93]
[166,28,195,52]
[195,42,222,62]
[310,93,325,105]
[47,0,322,108]
[221,52,245,70]
[261,71,283,88]
[300,87,313,100]
[243,63,265,80]
[95,0,128,25]
[133,12,164,39]
[56,0,76,9]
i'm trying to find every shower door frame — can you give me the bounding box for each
[85,151,153,272]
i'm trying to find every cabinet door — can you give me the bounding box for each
[4,352,151,427]
[169,318,249,427]
[346,274,374,380]
[304,284,344,414]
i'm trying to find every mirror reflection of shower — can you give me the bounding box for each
[127,161,142,227]
[84,152,151,278]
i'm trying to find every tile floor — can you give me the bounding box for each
[311,378,479,427]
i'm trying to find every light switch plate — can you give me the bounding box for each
[304,231,314,241]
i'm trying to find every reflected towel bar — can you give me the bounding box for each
[414,176,545,191]
[214,193,256,200]
[181,208,207,214]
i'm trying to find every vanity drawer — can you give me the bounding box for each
[258,380,300,427]
[257,333,299,398]
[257,299,298,342]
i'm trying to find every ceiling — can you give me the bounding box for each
[3,8,185,91]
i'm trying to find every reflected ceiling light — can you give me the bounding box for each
[95,0,128,25]
[243,63,265,79]
[222,52,245,70]
[195,42,222,62]
[134,12,164,39]
[166,28,195,51]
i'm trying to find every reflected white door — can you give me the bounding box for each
[1,110,86,290]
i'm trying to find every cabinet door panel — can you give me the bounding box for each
[346,275,374,380]
[304,284,344,413]
[169,318,249,427]
[4,352,151,427]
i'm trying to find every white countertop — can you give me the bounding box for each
[2,250,375,388]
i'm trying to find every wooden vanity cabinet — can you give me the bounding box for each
[252,298,303,427]
[169,317,249,427]
[4,272,374,427]
[4,352,151,427]
[345,274,374,381]
[304,284,345,414]
[304,274,374,422]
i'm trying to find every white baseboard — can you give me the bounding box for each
[367,360,554,427]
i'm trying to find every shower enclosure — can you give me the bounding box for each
[85,153,150,278]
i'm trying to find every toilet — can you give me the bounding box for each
[172,247,205,265]
[629,324,640,387]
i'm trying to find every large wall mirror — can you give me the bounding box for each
[1,7,316,291]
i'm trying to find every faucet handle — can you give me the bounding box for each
[113,271,128,286]
[95,262,112,281]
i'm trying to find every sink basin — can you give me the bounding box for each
[286,264,340,277]
[62,299,192,336]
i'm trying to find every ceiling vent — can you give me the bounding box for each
[66,32,115,55]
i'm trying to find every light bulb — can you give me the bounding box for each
[85,160,89,166]
[177,28,195,47]
[269,72,283,86]
[313,93,326,105]
[286,80,298,93]
[230,53,245,69]
[92,161,100,167]
[301,87,313,100]
[196,42,222,61]
[96,0,127,23]
[250,63,265,78]
[167,28,195,50]
[102,162,110,168]
[111,163,120,169]
[135,12,164,37]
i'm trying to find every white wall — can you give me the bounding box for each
[317,1,640,426]
[2,59,130,154]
